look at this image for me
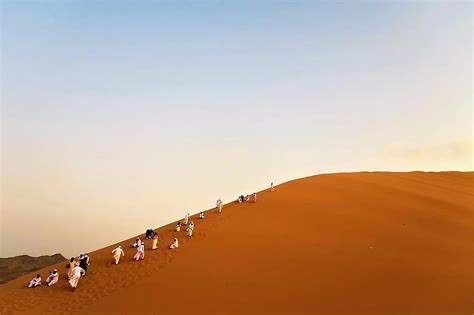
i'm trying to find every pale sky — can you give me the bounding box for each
[1,1,472,258]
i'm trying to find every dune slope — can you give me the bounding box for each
[1,172,473,315]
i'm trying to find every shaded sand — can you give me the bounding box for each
[0,254,66,285]
[0,172,473,315]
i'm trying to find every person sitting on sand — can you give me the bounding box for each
[183,213,190,225]
[112,246,125,265]
[169,238,179,249]
[46,269,59,287]
[69,265,85,291]
[176,222,181,232]
[152,232,158,250]
[28,274,41,288]
[133,238,142,248]
[134,241,145,260]
[199,211,205,219]
[67,257,77,280]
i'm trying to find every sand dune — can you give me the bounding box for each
[1,172,473,315]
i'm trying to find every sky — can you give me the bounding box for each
[1,1,472,258]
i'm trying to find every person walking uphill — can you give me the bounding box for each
[67,257,77,280]
[69,265,85,292]
[112,246,125,265]
[134,241,145,260]
[152,232,158,250]
[217,199,223,213]
[183,213,190,225]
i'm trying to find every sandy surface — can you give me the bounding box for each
[1,172,473,315]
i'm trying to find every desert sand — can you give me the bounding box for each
[0,171,473,315]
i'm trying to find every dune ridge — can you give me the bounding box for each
[0,171,473,315]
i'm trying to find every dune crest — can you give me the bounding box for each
[1,172,473,315]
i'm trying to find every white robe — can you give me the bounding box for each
[28,277,41,288]
[169,239,179,249]
[46,273,58,286]
[112,247,125,264]
[184,213,190,225]
[69,266,85,288]
[134,244,145,260]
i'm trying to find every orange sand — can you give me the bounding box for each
[1,172,473,315]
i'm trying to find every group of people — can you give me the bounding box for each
[28,254,90,292]
[26,182,275,292]
[237,192,257,203]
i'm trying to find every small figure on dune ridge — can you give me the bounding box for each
[270,182,275,191]
[152,232,158,250]
[217,198,223,213]
[145,228,154,239]
[199,211,205,219]
[183,213,190,225]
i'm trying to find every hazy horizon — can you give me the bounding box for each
[1,1,472,258]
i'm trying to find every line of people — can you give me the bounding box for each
[26,182,274,292]
[237,192,257,203]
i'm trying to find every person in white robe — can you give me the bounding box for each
[217,199,223,213]
[253,192,257,203]
[186,221,194,237]
[176,222,181,232]
[132,238,142,248]
[28,274,41,288]
[134,242,145,260]
[270,182,275,191]
[152,233,158,250]
[46,269,59,287]
[183,213,190,225]
[112,246,125,265]
[199,211,205,219]
[69,266,85,291]
[169,238,179,249]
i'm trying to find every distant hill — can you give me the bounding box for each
[0,254,66,284]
